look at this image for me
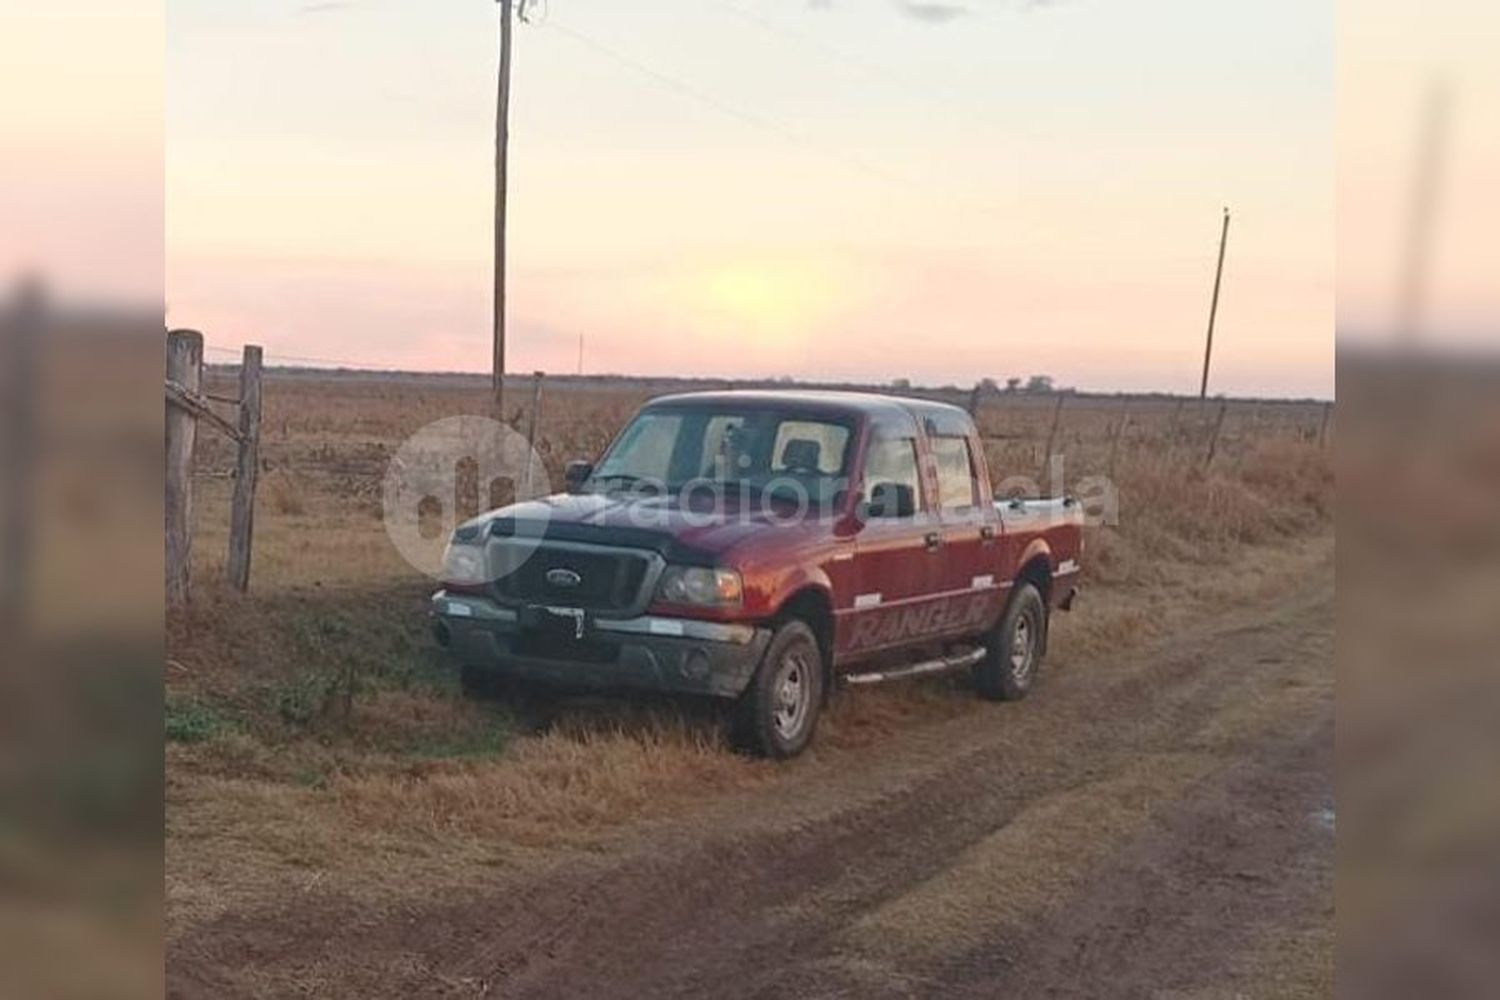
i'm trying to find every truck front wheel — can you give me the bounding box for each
[976,582,1047,701]
[732,619,824,759]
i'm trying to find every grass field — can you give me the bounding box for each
[165,371,1333,944]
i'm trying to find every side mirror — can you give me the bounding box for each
[864,481,916,519]
[564,460,593,494]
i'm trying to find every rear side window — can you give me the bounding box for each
[864,437,922,516]
[931,436,979,510]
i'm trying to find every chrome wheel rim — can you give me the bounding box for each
[772,649,812,740]
[1010,614,1036,684]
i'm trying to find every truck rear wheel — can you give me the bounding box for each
[732,619,824,759]
[976,582,1046,701]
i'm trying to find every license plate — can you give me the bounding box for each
[531,605,590,641]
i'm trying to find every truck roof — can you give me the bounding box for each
[644,389,973,435]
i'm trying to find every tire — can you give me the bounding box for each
[976,582,1047,701]
[733,620,825,759]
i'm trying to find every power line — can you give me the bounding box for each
[202,343,396,370]
[712,0,902,80]
[708,0,974,106]
[541,18,912,188]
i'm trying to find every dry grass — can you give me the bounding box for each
[328,713,767,846]
[259,468,308,516]
[166,371,1333,939]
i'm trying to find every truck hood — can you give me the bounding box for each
[463,489,826,565]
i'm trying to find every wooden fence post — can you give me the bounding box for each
[166,329,203,605]
[227,345,263,592]
[522,370,545,493]
[1203,397,1229,470]
[1040,392,1068,485]
[1108,407,1130,479]
[1317,401,1334,449]
[1,281,42,631]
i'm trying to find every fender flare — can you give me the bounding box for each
[1016,538,1054,577]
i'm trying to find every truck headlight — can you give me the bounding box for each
[656,566,742,607]
[440,541,488,586]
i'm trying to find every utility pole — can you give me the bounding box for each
[577,332,584,376]
[492,0,516,419]
[1198,206,1231,401]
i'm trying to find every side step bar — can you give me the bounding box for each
[841,646,987,687]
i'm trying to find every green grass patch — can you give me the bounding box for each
[401,714,514,761]
[165,696,233,744]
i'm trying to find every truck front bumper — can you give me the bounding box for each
[430,591,770,699]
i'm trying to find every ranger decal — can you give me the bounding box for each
[849,593,993,652]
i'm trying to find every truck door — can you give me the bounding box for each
[928,431,1006,639]
[841,432,946,660]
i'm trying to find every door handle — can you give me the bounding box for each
[979,525,996,542]
[924,531,942,551]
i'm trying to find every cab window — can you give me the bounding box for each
[864,436,922,517]
[931,435,980,510]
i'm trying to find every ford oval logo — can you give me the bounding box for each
[545,568,582,589]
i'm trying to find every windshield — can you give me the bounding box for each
[592,406,855,505]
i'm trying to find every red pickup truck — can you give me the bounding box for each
[432,390,1082,757]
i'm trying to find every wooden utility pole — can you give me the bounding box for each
[577,332,584,376]
[226,345,263,592]
[166,330,203,606]
[1199,207,1231,401]
[493,0,515,419]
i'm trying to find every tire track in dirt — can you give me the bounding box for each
[784,707,1333,998]
[168,561,1333,999]
[954,715,1332,999]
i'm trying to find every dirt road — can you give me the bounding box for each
[169,563,1333,999]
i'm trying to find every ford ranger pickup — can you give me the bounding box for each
[431,390,1083,758]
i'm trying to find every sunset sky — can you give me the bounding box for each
[166,0,1335,396]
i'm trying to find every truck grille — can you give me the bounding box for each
[493,545,653,614]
